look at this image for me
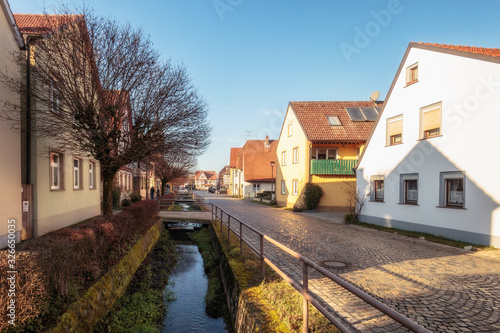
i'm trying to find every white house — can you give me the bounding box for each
[356,42,500,247]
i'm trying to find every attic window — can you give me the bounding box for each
[327,116,341,126]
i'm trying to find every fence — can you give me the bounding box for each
[210,204,430,333]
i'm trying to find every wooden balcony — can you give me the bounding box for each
[310,159,357,175]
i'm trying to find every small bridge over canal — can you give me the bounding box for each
[158,193,212,224]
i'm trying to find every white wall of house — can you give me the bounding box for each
[357,45,500,247]
[244,182,273,199]
[0,6,22,248]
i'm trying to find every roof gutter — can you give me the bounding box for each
[1,0,25,49]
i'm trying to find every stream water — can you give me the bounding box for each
[162,243,227,333]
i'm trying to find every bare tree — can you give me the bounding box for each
[153,152,196,196]
[2,9,210,214]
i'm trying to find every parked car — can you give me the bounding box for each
[177,187,188,195]
[216,187,228,194]
[208,187,216,193]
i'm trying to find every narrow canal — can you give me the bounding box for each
[162,229,228,333]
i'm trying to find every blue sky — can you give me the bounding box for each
[11,0,500,173]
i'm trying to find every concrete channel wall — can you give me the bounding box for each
[209,225,269,332]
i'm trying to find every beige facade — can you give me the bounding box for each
[276,105,310,208]
[0,2,24,248]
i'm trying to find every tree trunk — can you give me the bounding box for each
[102,174,115,215]
[161,179,167,196]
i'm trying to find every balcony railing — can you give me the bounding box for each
[310,159,357,175]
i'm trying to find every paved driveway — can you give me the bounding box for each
[199,191,500,332]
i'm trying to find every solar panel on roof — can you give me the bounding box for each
[346,107,366,121]
[360,107,379,121]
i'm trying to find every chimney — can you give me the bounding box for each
[265,135,269,148]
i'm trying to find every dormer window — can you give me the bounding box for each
[327,115,341,126]
[406,63,418,86]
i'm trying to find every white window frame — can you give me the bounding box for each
[400,173,418,204]
[89,162,96,189]
[312,148,337,160]
[50,77,60,114]
[439,171,466,208]
[287,121,293,136]
[50,152,62,190]
[293,147,299,164]
[386,114,403,146]
[281,180,286,194]
[281,151,287,166]
[370,175,384,202]
[73,157,82,189]
[292,179,299,196]
[327,115,341,126]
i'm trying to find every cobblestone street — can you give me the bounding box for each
[200,192,500,332]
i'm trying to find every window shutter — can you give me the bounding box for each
[387,116,403,137]
[423,108,441,132]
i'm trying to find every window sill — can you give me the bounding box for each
[385,142,404,147]
[398,202,419,206]
[404,79,419,87]
[369,200,385,203]
[417,135,443,141]
[50,189,65,192]
[73,188,84,191]
[436,206,467,210]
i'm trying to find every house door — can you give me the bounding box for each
[21,184,33,240]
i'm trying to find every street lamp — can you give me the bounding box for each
[270,161,275,200]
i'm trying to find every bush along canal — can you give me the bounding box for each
[163,227,233,333]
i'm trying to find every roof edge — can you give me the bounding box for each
[1,0,24,48]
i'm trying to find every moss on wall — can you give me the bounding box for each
[48,220,164,333]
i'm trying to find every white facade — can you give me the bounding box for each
[357,43,500,247]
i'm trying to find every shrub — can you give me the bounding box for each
[121,199,131,208]
[0,200,160,332]
[303,183,324,210]
[130,192,142,203]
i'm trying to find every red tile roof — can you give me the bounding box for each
[414,42,500,58]
[14,14,82,35]
[237,139,278,182]
[229,147,241,168]
[195,170,217,181]
[290,101,382,142]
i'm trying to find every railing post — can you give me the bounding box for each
[219,207,222,233]
[227,215,231,241]
[239,222,243,254]
[260,235,265,279]
[211,204,215,222]
[302,262,309,333]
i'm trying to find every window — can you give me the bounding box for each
[50,152,63,190]
[50,78,60,114]
[370,176,384,202]
[281,180,286,194]
[312,148,337,160]
[293,147,299,164]
[420,102,442,139]
[292,180,299,196]
[281,151,287,166]
[89,162,96,189]
[73,158,82,189]
[400,174,418,204]
[288,122,293,136]
[327,115,341,126]
[386,115,403,146]
[439,172,465,208]
[406,62,418,85]
[253,184,260,192]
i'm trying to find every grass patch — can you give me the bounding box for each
[346,219,496,250]
[212,220,337,332]
[94,230,178,333]
[191,228,233,330]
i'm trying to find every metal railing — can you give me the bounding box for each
[210,204,430,333]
